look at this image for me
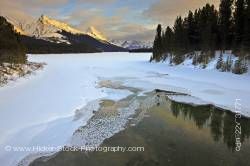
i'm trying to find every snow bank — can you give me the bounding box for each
[157,51,249,74]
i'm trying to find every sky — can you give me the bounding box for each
[0,0,220,41]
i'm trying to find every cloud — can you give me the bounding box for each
[0,0,70,22]
[113,27,155,41]
[0,0,33,22]
[143,0,220,26]
[26,0,69,7]
[76,0,116,4]
[68,7,154,41]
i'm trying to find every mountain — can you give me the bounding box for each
[9,15,109,44]
[110,40,152,50]
[5,15,126,53]
[10,15,84,44]
[37,15,83,35]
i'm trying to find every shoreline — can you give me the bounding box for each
[0,62,45,87]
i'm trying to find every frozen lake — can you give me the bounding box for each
[0,52,250,166]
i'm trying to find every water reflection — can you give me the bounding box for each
[30,92,250,166]
[170,100,250,151]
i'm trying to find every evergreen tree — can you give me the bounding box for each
[219,0,233,50]
[173,17,186,54]
[216,53,224,69]
[162,26,174,56]
[200,4,219,52]
[186,11,197,51]
[225,55,233,71]
[152,24,163,62]
[242,0,250,52]
[233,0,245,51]
[232,57,248,74]
[172,17,186,64]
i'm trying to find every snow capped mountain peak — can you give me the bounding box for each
[86,26,107,41]
[37,15,83,35]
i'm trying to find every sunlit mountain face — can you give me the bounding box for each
[86,26,107,41]
[6,15,107,43]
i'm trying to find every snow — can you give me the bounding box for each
[164,51,243,72]
[0,52,249,166]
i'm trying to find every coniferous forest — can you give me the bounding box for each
[0,16,27,64]
[151,0,250,74]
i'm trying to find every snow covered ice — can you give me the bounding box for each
[0,52,249,166]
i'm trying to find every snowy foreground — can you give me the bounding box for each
[0,52,249,166]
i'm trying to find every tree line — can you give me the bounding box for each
[151,0,250,74]
[0,16,27,64]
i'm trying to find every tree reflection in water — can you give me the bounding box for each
[170,100,250,151]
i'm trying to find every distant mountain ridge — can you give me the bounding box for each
[111,40,152,50]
